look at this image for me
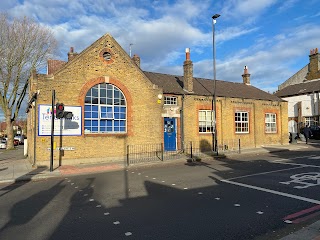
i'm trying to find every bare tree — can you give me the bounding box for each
[0,13,57,149]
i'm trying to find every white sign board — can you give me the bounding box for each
[38,105,82,136]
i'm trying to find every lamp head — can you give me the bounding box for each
[212,14,220,19]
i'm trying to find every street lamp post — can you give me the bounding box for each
[212,14,220,156]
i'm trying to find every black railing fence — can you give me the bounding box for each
[126,143,185,166]
[126,139,247,166]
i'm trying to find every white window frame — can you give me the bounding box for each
[199,110,214,133]
[164,96,177,105]
[304,117,318,127]
[265,113,277,133]
[100,106,114,119]
[235,111,249,133]
[84,83,126,133]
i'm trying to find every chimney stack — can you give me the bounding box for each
[306,48,320,80]
[68,47,78,61]
[132,54,140,68]
[183,48,193,92]
[242,66,251,85]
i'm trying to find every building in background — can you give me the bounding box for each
[275,48,320,134]
[26,33,288,167]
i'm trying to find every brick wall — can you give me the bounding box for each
[182,95,288,149]
[28,34,163,166]
[27,33,288,167]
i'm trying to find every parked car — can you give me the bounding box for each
[310,126,320,140]
[299,125,320,140]
[0,139,7,149]
[14,135,24,145]
[13,139,19,146]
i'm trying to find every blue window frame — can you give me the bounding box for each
[84,83,126,133]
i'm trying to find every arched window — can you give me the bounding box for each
[84,83,126,133]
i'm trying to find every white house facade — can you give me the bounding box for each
[275,48,320,134]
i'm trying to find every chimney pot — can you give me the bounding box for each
[185,48,190,60]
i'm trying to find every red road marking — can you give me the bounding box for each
[292,211,320,224]
[283,204,320,220]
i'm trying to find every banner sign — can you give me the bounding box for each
[38,105,82,136]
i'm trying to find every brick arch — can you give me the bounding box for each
[78,76,133,136]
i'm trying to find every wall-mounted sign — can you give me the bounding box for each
[38,105,82,136]
[47,147,75,151]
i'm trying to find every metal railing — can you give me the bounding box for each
[126,143,186,166]
[126,139,250,166]
[185,139,245,159]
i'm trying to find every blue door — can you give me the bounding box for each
[164,118,176,151]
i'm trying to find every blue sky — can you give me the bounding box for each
[1,0,320,120]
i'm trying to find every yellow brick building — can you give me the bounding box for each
[27,33,288,167]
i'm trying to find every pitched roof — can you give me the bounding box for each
[143,71,282,101]
[274,79,320,97]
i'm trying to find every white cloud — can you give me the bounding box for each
[192,22,320,92]
[221,0,277,22]
[217,26,259,42]
[1,0,319,96]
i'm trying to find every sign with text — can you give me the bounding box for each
[38,105,82,136]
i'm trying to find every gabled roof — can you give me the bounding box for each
[144,71,282,101]
[274,79,320,97]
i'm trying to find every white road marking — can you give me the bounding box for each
[104,212,110,215]
[89,199,94,202]
[284,220,292,224]
[215,198,220,200]
[273,155,317,161]
[309,156,320,160]
[221,179,320,204]
[256,211,264,214]
[280,172,320,189]
[96,205,101,208]
[138,173,141,175]
[183,187,188,190]
[171,183,176,186]
[198,192,203,195]
[113,221,120,225]
[234,204,240,207]
[152,178,156,180]
[161,181,165,183]
[131,172,135,173]
[273,162,320,168]
[84,194,88,196]
[125,232,132,236]
[225,166,304,181]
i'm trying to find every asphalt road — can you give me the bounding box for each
[0,147,320,240]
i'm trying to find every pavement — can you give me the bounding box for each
[0,140,320,239]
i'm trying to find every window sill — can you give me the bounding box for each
[84,133,127,137]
